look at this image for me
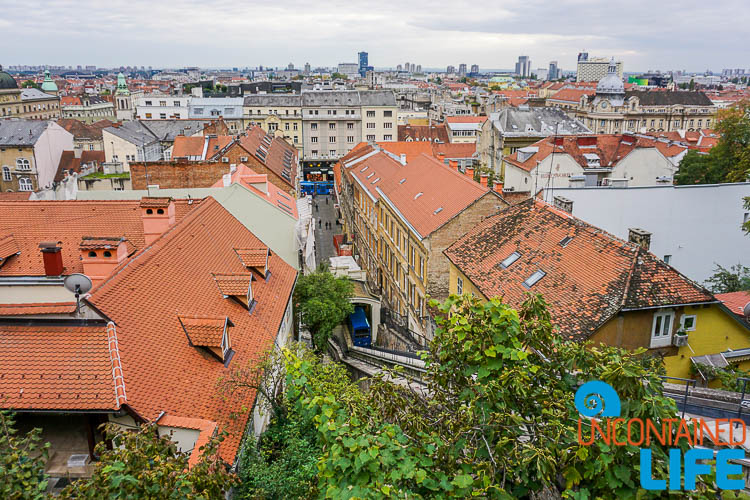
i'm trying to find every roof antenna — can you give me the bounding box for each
[64,273,93,314]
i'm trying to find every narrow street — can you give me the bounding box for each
[312,194,339,267]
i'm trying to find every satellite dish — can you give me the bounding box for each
[64,274,92,296]
[744,302,750,323]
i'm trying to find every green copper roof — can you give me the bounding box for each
[115,72,129,95]
[40,70,58,92]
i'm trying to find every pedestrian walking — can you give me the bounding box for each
[326,197,329,205]
[318,220,321,228]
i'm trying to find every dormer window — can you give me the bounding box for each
[212,273,256,312]
[234,247,270,279]
[178,315,234,363]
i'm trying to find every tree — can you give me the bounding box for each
[704,263,750,293]
[0,411,49,499]
[675,100,750,184]
[21,80,39,89]
[273,294,721,498]
[689,78,696,91]
[293,266,353,352]
[744,197,750,235]
[59,423,237,499]
[330,72,347,80]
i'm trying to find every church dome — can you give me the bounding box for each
[0,66,18,89]
[596,59,624,95]
[40,70,58,93]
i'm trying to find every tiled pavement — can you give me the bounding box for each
[312,194,340,267]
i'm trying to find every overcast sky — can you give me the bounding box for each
[3,0,748,72]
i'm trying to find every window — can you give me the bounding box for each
[366,135,375,141]
[311,123,318,130]
[293,123,298,131]
[681,315,697,332]
[311,137,318,143]
[457,277,464,295]
[419,256,424,278]
[663,255,672,264]
[311,150,318,156]
[367,122,376,129]
[347,122,354,129]
[16,158,30,171]
[367,110,375,117]
[347,136,354,143]
[384,110,393,117]
[285,123,290,131]
[329,150,336,156]
[650,310,674,347]
[159,100,167,107]
[144,100,152,106]
[159,113,167,119]
[294,136,299,143]
[384,122,393,129]
[240,156,248,162]
[174,101,181,107]
[18,177,32,191]
[145,113,152,119]
[329,123,336,130]
[2,166,10,181]
[523,270,546,288]
[500,251,521,269]
[329,136,336,143]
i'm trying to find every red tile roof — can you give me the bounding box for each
[445,115,488,124]
[156,414,218,468]
[0,192,31,201]
[236,127,297,189]
[178,315,227,347]
[0,324,121,410]
[0,302,76,315]
[716,291,750,317]
[172,135,234,159]
[87,198,297,462]
[234,247,269,268]
[212,273,253,296]
[211,163,298,219]
[0,200,200,277]
[344,147,494,237]
[504,134,687,173]
[444,199,714,341]
[397,124,450,143]
[547,88,595,103]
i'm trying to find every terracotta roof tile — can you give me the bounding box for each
[156,414,218,468]
[0,302,76,315]
[211,164,298,219]
[87,198,297,462]
[212,273,253,297]
[0,200,198,277]
[0,324,121,410]
[236,127,297,189]
[139,197,172,208]
[0,234,19,261]
[178,315,227,347]
[444,199,714,341]
[234,247,269,268]
[716,291,750,317]
[445,116,488,124]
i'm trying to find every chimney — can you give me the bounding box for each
[80,237,128,287]
[494,182,504,193]
[465,166,474,179]
[140,197,176,245]
[449,160,458,170]
[628,228,652,250]
[553,195,573,214]
[39,241,63,276]
[399,153,407,166]
[480,174,488,187]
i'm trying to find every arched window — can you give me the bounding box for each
[16,158,30,171]
[18,177,32,191]
[2,166,10,182]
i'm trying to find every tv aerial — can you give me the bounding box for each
[64,273,93,313]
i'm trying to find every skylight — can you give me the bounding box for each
[371,177,380,184]
[360,165,369,172]
[366,172,374,179]
[523,270,546,288]
[559,236,573,247]
[414,192,423,200]
[399,178,406,184]
[500,251,521,269]
[433,207,443,214]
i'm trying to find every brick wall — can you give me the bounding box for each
[129,161,230,190]
[425,191,508,300]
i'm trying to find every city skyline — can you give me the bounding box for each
[2,0,748,73]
